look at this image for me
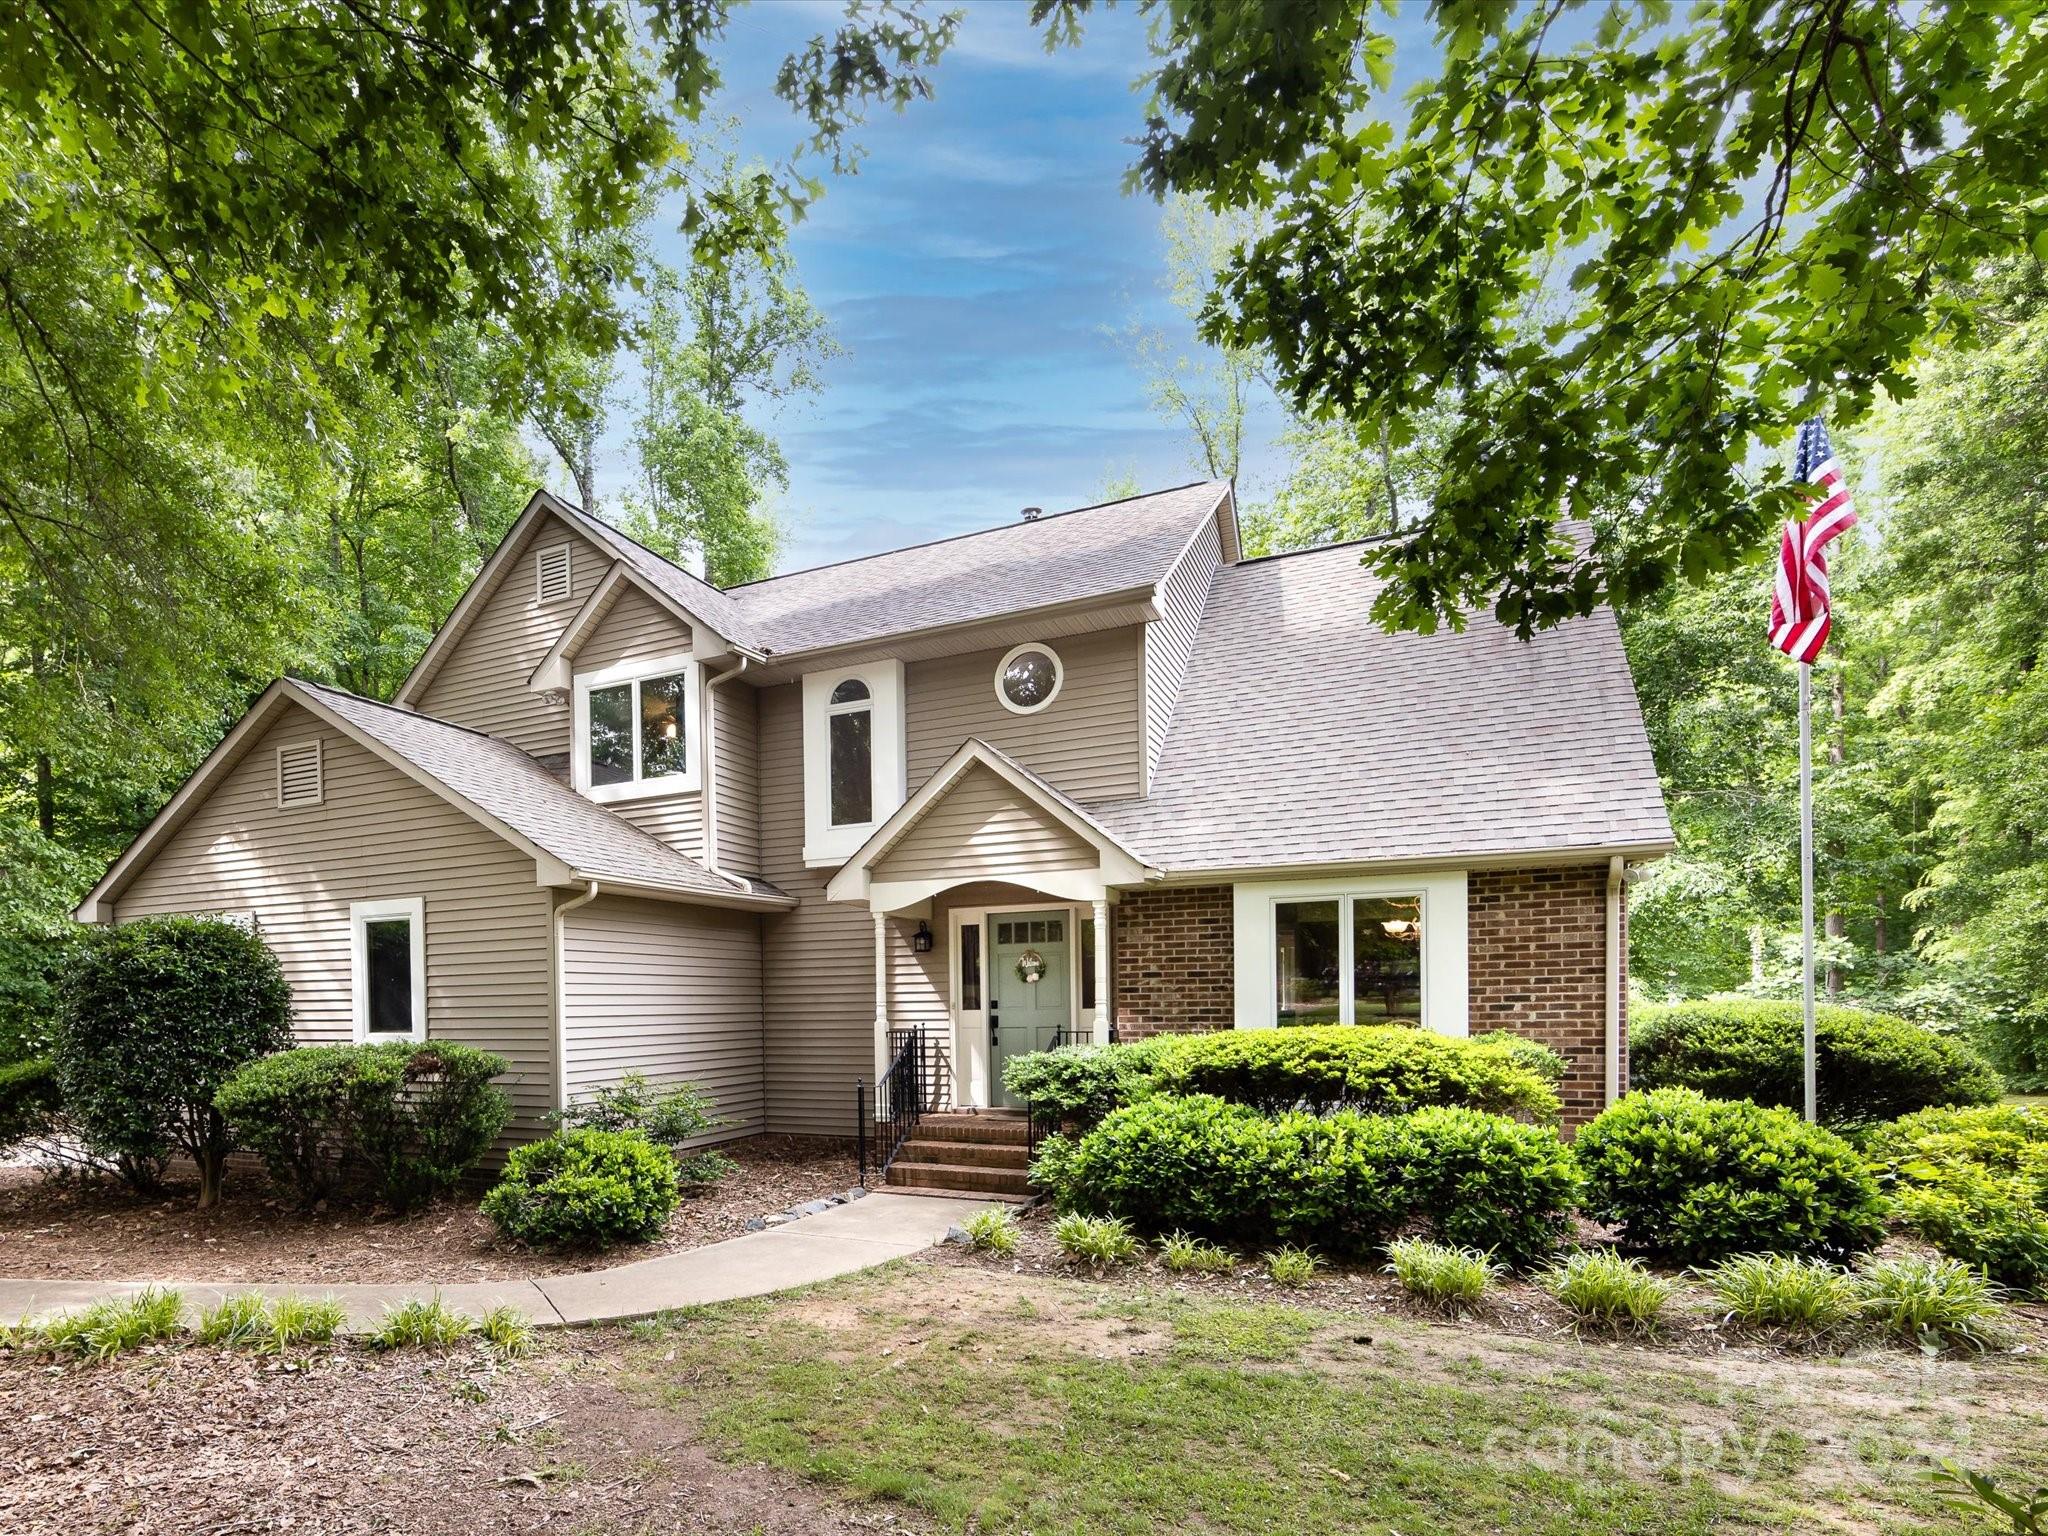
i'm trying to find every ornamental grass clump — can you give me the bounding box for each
[265,1293,346,1351]
[35,1287,185,1361]
[1852,1255,2008,1353]
[369,1295,475,1351]
[1542,1250,1674,1332]
[1052,1212,1141,1267]
[478,1304,535,1357]
[1385,1238,1503,1313]
[1701,1254,1862,1336]
[1158,1231,1237,1274]
[1263,1245,1322,1286]
[962,1205,1021,1257]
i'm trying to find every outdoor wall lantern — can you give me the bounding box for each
[912,920,934,953]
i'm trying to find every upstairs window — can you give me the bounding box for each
[827,678,873,827]
[573,652,700,801]
[536,544,573,604]
[996,643,1063,714]
[275,739,323,808]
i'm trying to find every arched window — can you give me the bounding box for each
[827,677,872,826]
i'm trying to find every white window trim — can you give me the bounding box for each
[802,659,905,867]
[571,649,703,802]
[274,739,323,809]
[994,641,1064,715]
[350,896,426,1043]
[536,543,573,604]
[1231,871,1468,1037]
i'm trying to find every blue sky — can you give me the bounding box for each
[592,2,1445,576]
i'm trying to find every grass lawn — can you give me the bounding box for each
[618,1262,2048,1535]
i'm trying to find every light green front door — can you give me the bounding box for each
[990,909,1072,1108]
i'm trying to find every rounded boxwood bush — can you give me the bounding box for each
[1148,1025,1561,1121]
[55,916,294,1203]
[1392,1106,1581,1268]
[481,1127,681,1249]
[0,1055,59,1150]
[1630,1000,2002,1126]
[1573,1088,1888,1262]
[1864,1103,2048,1294]
[998,1037,1175,1127]
[215,1040,510,1211]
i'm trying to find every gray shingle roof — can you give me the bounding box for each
[552,500,761,652]
[296,682,783,905]
[720,481,1230,656]
[1094,541,1674,871]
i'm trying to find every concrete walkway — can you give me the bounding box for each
[0,1191,990,1330]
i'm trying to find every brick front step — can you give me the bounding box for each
[886,1160,1032,1196]
[894,1137,1030,1170]
[910,1113,1030,1146]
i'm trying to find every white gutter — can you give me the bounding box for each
[553,880,601,1111]
[1605,855,1625,1106]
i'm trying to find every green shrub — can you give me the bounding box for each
[1152,1025,1561,1121]
[1541,1250,1674,1331]
[553,1072,738,1187]
[1051,1212,1141,1266]
[1384,1238,1503,1312]
[999,1037,1174,1127]
[1470,1030,1569,1087]
[1631,1000,2003,1127]
[1573,1088,1888,1262]
[481,1127,680,1249]
[961,1206,1021,1256]
[216,1040,511,1212]
[1158,1231,1237,1274]
[478,1304,535,1357]
[0,1054,58,1149]
[1852,1255,2007,1351]
[368,1295,475,1350]
[35,1287,186,1361]
[1864,1104,2048,1294]
[1701,1253,1862,1334]
[1037,1095,1577,1263]
[55,917,293,1204]
[1392,1106,1580,1268]
[1263,1244,1321,1285]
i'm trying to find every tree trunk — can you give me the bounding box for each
[35,752,53,837]
[1873,890,1887,956]
[197,1151,221,1210]
[1749,924,1766,987]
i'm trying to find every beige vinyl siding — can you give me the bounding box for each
[558,893,764,1139]
[871,764,1094,883]
[759,680,876,1135]
[415,515,608,753]
[573,583,692,673]
[712,679,761,873]
[906,624,1144,803]
[611,793,705,860]
[1145,518,1222,786]
[112,703,556,1137]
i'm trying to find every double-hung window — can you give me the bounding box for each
[351,897,425,1042]
[572,651,701,802]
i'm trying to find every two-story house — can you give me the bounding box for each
[75,481,1672,1188]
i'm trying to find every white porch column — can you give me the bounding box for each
[1092,898,1112,1045]
[873,911,891,1095]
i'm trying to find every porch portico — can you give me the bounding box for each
[825,739,1159,1109]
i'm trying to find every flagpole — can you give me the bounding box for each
[1799,662,1817,1123]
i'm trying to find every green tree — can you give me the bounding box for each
[1041,0,2048,635]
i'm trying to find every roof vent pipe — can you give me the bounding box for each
[1020,506,1042,521]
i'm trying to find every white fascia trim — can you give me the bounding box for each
[350,896,427,1043]
[825,737,1159,904]
[802,659,906,868]
[1231,869,1469,1037]
[1157,842,1677,886]
[530,562,733,694]
[564,871,795,912]
[571,648,704,802]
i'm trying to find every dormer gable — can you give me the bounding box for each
[529,561,730,696]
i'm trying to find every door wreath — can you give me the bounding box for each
[1013,949,1046,985]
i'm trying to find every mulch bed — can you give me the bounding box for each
[0,1134,858,1285]
[0,1330,914,1536]
[929,1201,2048,1361]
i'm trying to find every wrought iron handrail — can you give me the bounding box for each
[857,1027,926,1188]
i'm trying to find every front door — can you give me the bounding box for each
[989,909,1072,1107]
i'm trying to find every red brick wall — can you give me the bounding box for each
[1111,885,1234,1037]
[1467,865,1621,1127]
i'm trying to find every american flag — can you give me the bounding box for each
[1769,418,1859,664]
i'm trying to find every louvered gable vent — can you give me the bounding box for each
[276,740,323,808]
[536,544,573,604]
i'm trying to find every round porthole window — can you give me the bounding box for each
[996,643,1063,714]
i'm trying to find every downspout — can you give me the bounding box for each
[703,656,750,874]
[1604,855,1625,1106]
[554,880,601,1111]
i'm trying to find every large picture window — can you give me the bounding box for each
[573,652,700,801]
[1234,877,1463,1032]
[350,897,425,1042]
